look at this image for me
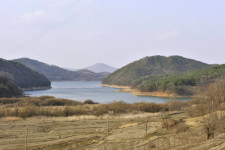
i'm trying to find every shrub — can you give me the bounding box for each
[93,105,109,116]
[63,106,74,117]
[0,98,19,105]
[19,105,37,118]
[84,99,97,104]
[44,98,66,106]
[166,100,189,111]
[132,103,163,112]
[108,101,128,114]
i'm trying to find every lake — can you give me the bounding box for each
[25,81,189,104]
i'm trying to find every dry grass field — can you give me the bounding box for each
[0,110,225,150]
[0,80,225,150]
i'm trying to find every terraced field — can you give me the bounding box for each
[0,112,225,150]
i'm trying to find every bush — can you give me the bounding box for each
[93,105,108,116]
[44,98,66,106]
[84,99,97,104]
[132,103,163,112]
[108,101,128,114]
[0,98,19,105]
[167,101,188,111]
[19,105,37,118]
[63,106,74,117]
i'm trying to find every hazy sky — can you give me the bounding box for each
[0,0,225,68]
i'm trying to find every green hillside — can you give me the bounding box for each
[0,59,51,89]
[13,58,110,81]
[102,55,210,86]
[132,64,225,96]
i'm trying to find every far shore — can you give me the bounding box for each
[22,86,52,91]
[101,84,183,98]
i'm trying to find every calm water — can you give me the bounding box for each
[25,81,189,104]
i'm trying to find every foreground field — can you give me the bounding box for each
[0,79,225,150]
[0,110,225,150]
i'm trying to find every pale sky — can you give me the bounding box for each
[0,0,225,69]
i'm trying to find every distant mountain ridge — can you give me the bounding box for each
[64,63,117,73]
[0,58,51,90]
[102,55,210,86]
[84,63,117,73]
[13,58,110,81]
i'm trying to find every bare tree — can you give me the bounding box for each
[202,114,218,139]
[161,110,169,129]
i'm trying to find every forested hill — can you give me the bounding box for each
[132,64,225,96]
[0,59,51,90]
[102,55,210,86]
[13,58,110,81]
[0,77,22,97]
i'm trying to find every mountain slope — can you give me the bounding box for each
[0,76,22,97]
[132,64,225,96]
[102,55,210,86]
[85,63,117,73]
[13,58,110,81]
[0,59,51,90]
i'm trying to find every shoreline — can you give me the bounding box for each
[101,84,181,98]
[22,86,52,91]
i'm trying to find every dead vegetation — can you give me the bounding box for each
[0,78,224,149]
[0,96,190,118]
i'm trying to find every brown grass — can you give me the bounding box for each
[0,78,225,149]
[0,96,192,118]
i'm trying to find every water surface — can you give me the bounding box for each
[25,81,189,104]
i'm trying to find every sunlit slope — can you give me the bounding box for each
[102,55,210,86]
